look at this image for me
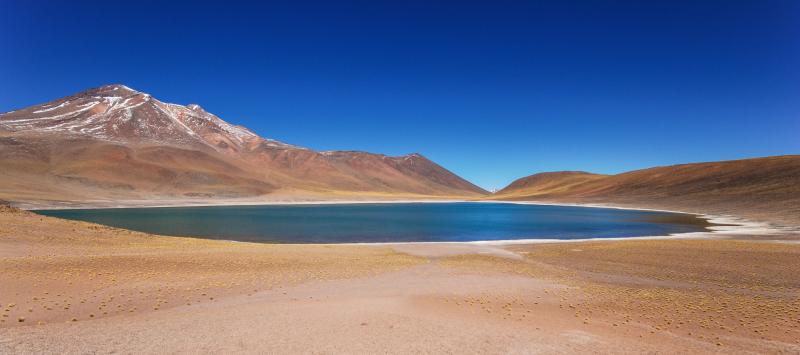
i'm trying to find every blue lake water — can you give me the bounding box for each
[35,202,710,243]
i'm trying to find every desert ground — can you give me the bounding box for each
[1,205,799,354]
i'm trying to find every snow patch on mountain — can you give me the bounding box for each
[33,101,70,113]
[0,84,300,153]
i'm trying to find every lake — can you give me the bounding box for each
[34,202,711,243]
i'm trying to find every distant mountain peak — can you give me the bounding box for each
[105,83,136,91]
[83,84,141,97]
[187,104,205,112]
[0,85,286,153]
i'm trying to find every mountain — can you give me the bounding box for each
[493,156,800,226]
[0,84,487,206]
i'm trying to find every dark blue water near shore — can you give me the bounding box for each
[36,202,709,243]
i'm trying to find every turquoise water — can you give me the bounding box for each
[36,202,708,243]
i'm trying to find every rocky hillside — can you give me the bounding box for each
[0,84,487,206]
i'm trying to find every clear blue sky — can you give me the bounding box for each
[2,1,798,190]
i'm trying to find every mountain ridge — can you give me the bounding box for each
[0,84,487,205]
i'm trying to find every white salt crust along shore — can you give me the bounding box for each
[357,214,790,250]
[318,200,795,246]
[460,201,799,245]
[385,212,799,259]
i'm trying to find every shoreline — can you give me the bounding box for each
[22,198,470,211]
[23,199,795,246]
[349,214,789,247]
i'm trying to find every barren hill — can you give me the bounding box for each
[494,156,800,226]
[497,171,607,196]
[0,84,487,206]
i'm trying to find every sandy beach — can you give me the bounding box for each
[1,205,799,354]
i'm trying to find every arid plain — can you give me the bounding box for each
[1,205,799,354]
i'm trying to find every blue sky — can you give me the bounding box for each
[1,1,798,190]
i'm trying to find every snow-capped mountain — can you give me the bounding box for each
[0,85,487,205]
[0,84,295,153]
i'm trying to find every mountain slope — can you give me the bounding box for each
[0,84,486,206]
[496,171,607,197]
[493,156,800,226]
[0,85,298,152]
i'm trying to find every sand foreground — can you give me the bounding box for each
[1,206,799,354]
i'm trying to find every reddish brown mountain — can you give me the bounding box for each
[494,156,800,226]
[0,84,486,206]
